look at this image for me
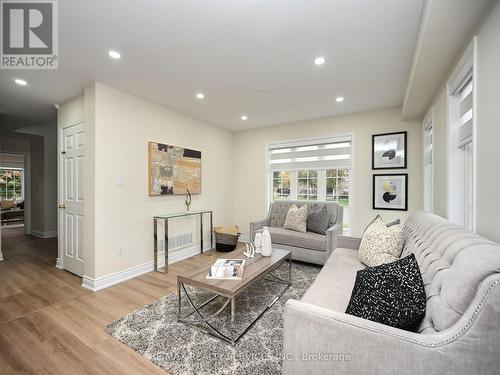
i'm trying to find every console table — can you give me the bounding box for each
[153,210,213,273]
[1,208,24,225]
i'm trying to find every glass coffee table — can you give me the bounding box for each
[177,247,292,346]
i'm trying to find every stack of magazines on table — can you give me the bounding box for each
[207,259,245,280]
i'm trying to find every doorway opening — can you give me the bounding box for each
[0,122,59,271]
[0,155,26,229]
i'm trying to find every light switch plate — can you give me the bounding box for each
[115,174,125,186]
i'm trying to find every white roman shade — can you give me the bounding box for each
[457,77,473,148]
[424,122,433,165]
[450,53,473,149]
[269,136,352,171]
[0,153,24,169]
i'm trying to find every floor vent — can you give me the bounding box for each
[168,233,193,250]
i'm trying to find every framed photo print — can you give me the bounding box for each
[372,131,407,169]
[373,174,408,211]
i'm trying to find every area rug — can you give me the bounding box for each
[105,261,320,375]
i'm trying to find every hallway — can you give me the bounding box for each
[0,228,86,324]
[0,228,183,374]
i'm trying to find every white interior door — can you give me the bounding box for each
[61,123,85,276]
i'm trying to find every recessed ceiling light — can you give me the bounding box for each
[314,56,326,65]
[241,115,248,121]
[195,92,205,100]
[14,79,27,86]
[336,96,344,103]
[108,50,121,59]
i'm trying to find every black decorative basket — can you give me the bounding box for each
[214,232,241,252]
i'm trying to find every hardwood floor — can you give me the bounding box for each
[0,228,223,374]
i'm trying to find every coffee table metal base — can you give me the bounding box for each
[177,257,292,346]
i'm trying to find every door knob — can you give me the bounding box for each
[58,203,66,209]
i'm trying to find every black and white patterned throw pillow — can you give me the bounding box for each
[345,253,426,331]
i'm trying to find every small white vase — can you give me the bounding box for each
[261,227,273,257]
[254,232,262,254]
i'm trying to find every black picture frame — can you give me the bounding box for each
[372,173,408,211]
[372,131,407,170]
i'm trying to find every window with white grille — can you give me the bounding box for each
[448,40,475,231]
[423,117,433,212]
[0,168,24,201]
[268,136,353,234]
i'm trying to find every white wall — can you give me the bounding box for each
[91,83,234,278]
[233,107,423,237]
[58,95,85,127]
[422,1,500,242]
[45,125,58,234]
[475,1,500,243]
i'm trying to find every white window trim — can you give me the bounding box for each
[265,133,356,234]
[422,107,434,212]
[446,37,477,231]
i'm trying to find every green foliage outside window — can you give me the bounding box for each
[273,171,291,200]
[298,170,317,200]
[326,168,349,207]
[0,169,23,200]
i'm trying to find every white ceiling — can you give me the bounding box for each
[402,0,495,120]
[0,0,423,131]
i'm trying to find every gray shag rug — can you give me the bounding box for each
[106,261,320,375]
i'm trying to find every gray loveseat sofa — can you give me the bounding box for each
[282,211,500,374]
[250,201,343,265]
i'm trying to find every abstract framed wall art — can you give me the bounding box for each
[372,131,407,169]
[373,174,408,211]
[148,142,201,196]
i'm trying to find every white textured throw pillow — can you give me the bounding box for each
[283,204,308,233]
[358,216,404,267]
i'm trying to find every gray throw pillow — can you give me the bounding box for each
[307,206,330,234]
[386,219,401,227]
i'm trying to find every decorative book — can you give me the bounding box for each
[207,259,245,280]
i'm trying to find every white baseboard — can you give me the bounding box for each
[82,261,154,292]
[31,229,58,239]
[81,243,212,292]
[55,257,63,269]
